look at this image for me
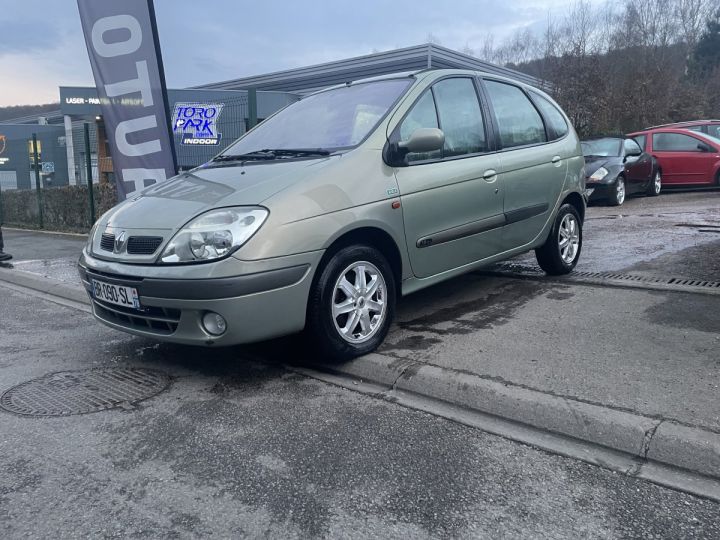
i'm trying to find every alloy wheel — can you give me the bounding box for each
[332,261,387,344]
[616,178,626,204]
[654,171,662,194]
[558,214,580,265]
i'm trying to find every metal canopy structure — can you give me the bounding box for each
[197,43,543,94]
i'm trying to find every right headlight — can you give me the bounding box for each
[159,206,268,264]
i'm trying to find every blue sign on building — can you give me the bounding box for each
[172,103,224,145]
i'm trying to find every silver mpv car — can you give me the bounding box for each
[79,69,585,359]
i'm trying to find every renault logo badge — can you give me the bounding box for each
[114,231,127,253]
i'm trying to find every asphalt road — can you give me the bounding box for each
[1,286,719,539]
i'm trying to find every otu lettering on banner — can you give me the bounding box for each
[77,0,177,201]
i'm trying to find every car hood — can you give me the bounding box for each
[583,155,621,177]
[105,156,339,230]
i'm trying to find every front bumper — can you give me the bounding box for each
[585,179,613,201]
[78,249,323,346]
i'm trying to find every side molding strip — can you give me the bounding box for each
[416,203,549,249]
[417,214,506,248]
[504,203,549,225]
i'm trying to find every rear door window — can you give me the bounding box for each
[484,80,547,148]
[532,92,569,140]
[652,133,704,152]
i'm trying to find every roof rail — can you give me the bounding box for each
[643,119,720,130]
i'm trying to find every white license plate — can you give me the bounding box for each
[92,279,140,310]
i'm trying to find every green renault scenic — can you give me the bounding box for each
[79,69,586,359]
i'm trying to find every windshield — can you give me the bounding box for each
[221,79,412,157]
[701,133,720,147]
[581,138,622,157]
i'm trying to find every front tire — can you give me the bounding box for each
[608,176,626,206]
[646,170,662,196]
[306,245,396,361]
[535,204,583,275]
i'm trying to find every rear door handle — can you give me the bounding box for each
[551,156,562,165]
[483,169,497,182]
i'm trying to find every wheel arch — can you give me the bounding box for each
[316,226,404,296]
[561,191,586,223]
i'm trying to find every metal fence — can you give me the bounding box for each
[70,121,100,186]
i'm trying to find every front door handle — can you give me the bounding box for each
[483,169,497,182]
[551,156,562,165]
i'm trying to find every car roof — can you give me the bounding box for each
[627,127,718,142]
[321,68,545,96]
[643,119,720,130]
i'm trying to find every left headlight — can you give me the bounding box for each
[589,167,609,182]
[159,207,268,264]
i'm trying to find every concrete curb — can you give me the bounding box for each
[3,226,88,238]
[0,267,88,305]
[2,268,718,487]
[305,353,720,482]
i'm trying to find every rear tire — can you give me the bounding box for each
[646,170,662,196]
[535,204,583,275]
[608,176,626,206]
[305,245,396,361]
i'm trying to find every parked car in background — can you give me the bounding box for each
[627,128,720,187]
[581,137,659,205]
[642,120,720,139]
[78,69,586,360]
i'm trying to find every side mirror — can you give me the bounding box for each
[697,142,712,152]
[624,142,642,158]
[399,128,445,154]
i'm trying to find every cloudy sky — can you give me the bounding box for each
[0,0,600,106]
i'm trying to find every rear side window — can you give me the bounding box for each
[532,93,569,139]
[653,133,704,152]
[633,134,647,150]
[484,80,547,148]
[709,125,720,138]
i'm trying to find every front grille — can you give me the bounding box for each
[92,298,181,335]
[127,236,163,255]
[100,233,115,252]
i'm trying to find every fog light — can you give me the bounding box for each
[202,312,227,336]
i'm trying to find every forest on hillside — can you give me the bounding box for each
[0,103,59,122]
[462,0,720,136]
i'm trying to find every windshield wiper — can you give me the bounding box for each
[258,148,331,157]
[212,152,276,162]
[211,148,331,164]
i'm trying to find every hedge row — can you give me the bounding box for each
[0,184,118,233]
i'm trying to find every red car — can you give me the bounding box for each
[627,127,720,187]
